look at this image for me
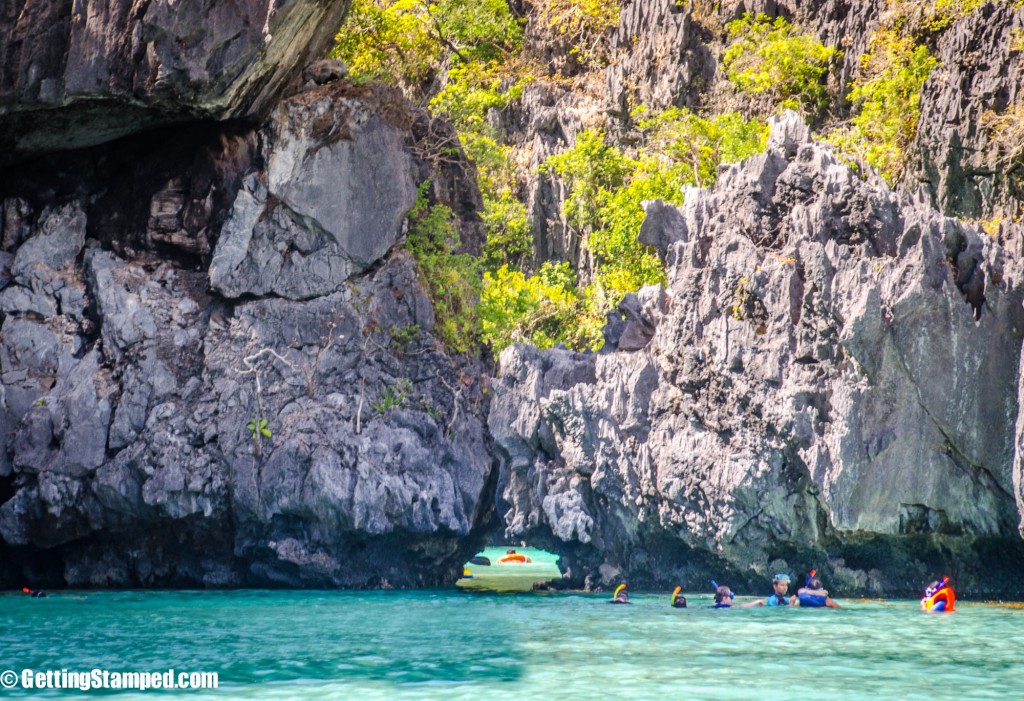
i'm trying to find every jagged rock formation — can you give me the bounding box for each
[0,0,352,162]
[911,1,1024,221]
[0,77,495,587]
[2,0,1024,596]
[491,113,1024,596]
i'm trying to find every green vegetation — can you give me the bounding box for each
[533,0,620,66]
[885,0,1013,36]
[826,30,937,185]
[479,111,767,356]
[723,13,840,115]
[373,380,412,414]
[247,418,272,441]
[480,262,602,352]
[405,183,482,354]
[333,0,523,96]
[982,103,1024,169]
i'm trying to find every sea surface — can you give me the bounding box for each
[2,587,1023,700]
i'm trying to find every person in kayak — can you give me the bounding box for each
[741,573,796,607]
[796,572,841,608]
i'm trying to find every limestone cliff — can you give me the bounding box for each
[2,0,1024,596]
[492,115,1024,596]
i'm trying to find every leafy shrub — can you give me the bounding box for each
[405,183,481,354]
[826,30,937,185]
[723,13,840,115]
[481,192,533,272]
[532,0,621,66]
[333,0,523,96]
[373,379,412,414]
[542,113,766,311]
[479,262,603,354]
[636,107,770,188]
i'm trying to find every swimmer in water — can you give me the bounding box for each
[741,573,796,607]
[710,581,734,608]
[610,583,630,604]
[796,571,841,608]
[670,586,687,608]
[22,587,47,598]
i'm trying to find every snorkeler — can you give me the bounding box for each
[710,581,734,608]
[796,570,841,608]
[22,587,46,598]
[610,583,630,604]
[670,586,687,608]
[741,573,796,607]
[921,577,956,613]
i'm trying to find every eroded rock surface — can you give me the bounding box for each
[0,0,352,162]
[492,113,1024,595]
[0,83,493,588]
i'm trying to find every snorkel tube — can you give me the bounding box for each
[805,569,817,588]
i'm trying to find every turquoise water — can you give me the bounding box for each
[3,590,1023,700]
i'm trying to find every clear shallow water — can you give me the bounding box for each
[2,590,1023,700]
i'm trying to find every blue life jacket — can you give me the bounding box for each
[766,593,789,606]
[799,592,827,607]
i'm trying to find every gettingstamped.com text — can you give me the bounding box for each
[1,669,218,691]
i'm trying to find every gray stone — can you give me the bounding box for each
[210,89,418,300]
[0,0,353,162]
[492,115,1024,591]
[10,203,86,283]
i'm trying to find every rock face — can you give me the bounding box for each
[0,82,495,588]
[606,0,713,114]
[210,85,419,300]
[911,2,1024,221]
[491,113,1024,595]
[0,0,352,162]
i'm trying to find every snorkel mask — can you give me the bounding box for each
[711,579,735,602]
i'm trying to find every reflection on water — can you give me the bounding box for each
[3,589,1024,699]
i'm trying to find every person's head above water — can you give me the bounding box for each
[772,574,790,594]
[714,585,734,605]
[670,586,687,608]
[925,578,951,597]
[611,583,630,604]
[807,577,823,590]
[506,548,516,555]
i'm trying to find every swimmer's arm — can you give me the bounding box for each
[739,599,764,608]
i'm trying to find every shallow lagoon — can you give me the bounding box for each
[3,589,1023,700]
